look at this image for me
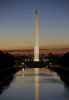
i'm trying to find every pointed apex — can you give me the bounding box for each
[35,10,38,14]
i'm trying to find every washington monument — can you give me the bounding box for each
[34,10,39,61]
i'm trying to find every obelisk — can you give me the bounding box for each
[34,10,39,61]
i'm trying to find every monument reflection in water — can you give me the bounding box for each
[22,68,39,100]
[34,68,39,100]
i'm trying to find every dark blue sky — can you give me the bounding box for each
[0,0,69,53]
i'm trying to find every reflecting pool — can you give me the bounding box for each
[0,68,69,100]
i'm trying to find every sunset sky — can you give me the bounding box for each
[0,0,69,55]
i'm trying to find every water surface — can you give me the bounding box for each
[0,68,69,100]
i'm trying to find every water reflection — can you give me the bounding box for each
[49,68,69,87]
[0,67,69,100]
[34,68,39,100]
[22,68,25,77]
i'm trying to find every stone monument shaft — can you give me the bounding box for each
[34,10,39,61]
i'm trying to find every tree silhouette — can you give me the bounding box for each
[0,50,15,69]
[58,52,69,67]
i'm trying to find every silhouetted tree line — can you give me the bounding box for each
[58,52,69,68]
[48,53,60,65]
[48,52,69,68]
[0,50,15,69]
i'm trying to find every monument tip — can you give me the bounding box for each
[35,10,38,14]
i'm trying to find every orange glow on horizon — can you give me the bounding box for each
[6,49,69,55]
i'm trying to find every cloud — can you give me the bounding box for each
[3,48,69,55]
[3,49,34,53]
[40,49,50,51]
[3,49,50,53]
[53,48,69,51]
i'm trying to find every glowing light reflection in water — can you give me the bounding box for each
[34,68,39,100]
